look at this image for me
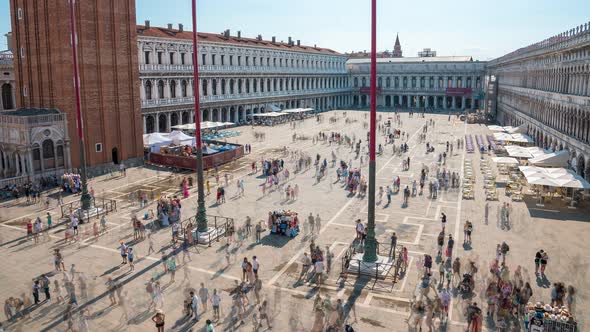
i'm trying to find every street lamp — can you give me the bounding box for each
[363,0,378,263]
[191,0,208,232]
[68,0,91,211]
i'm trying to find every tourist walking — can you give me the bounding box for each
[152,310,165,332]
[190,291,200,321]
[199,283,209,312]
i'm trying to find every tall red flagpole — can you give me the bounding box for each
[191,0,208,231]
[68,0,91,211]
[363,0,378,262]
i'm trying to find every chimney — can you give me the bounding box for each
[237,31,241,38]
[272,36,276,43]
[178,24,183,32]
[5,32,12,52]
[144,20,150,28]
[297,40,300,46]
[167,23,173,30]
[224,29,230,38]
[288,37,292,45]
[256,34,262,41]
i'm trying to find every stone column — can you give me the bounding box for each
[38,151,44,175]
[140,80,146,101]
[143,116,147,133]
[443,96,447,109]
[166,113,171,132]
[461,96,466,110]
[27,150,34,178]
[416,95,421,108]
[53,143,59,171]
[155,113,160,132]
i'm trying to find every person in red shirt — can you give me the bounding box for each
[26,220,33,240]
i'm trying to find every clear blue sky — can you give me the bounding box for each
[1,0,588,60]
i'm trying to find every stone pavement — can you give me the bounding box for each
[0,110,588,331]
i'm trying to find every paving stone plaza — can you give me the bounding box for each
[0,110,588,331]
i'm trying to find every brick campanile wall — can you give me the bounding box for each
[10,0,143,169]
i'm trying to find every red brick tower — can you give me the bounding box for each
[9,0,143,169]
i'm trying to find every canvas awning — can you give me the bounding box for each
[168,130,195,145]
[143,133,172,146]
[251,112,287,117]
[171,121,235,130]
[529,150,569,167]
[491,157,519,165]
[518,166,590,189]
[505,145,547,159]
[493,132,533,143]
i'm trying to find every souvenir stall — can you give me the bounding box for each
[526,302,577,332]
[62,173,81,193]
[262,159,283,176]
[268,210,299,237]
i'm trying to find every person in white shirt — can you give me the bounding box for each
[314,260,324,286]
[355,219,364,240]
[299,253,312,281]
[252,256,259,278]
[210,289,221,321]
[190,291,199,321]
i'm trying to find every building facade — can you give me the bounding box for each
[487,22,590,181]
[0,49,15,112]
[347,56,486,110]
[8,0,143,178]
[137,23,350,133]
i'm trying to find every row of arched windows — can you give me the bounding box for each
[352,76,482,89]
[144,76,348,100]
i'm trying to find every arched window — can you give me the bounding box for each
[202,79,208,96]
[237,79,242,93]
[230,79,235,94]
[266,79,270,92]
[2,83,13,110]
[395,77,399,88]
[378,77,382,87]
[145,81,152,100]
[353,78,358,88]
[42,139,55,159]
[245,79,250,93]
[181,80,187,97]
[253,79,257,93]
[361,77,366,87]
[260,79,264,93]
[212,79,217,95]
[221,79,226,95]
[291,79,294,90]
[279,79,283,91]
[157,80,164,99]
[170,80,177,98]
[273,78,277,91]
[386,77,391,88]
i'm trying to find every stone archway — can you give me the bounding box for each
[221,108,228,122]
[212,109,219,122]
[146,115,155,133]
[203,109,209,121]
[238,106,244,122]
[170,113,179,127]
[577,155,585,179]
[230,107,236,123]
[158,114,167,132]
[182,112,190,124]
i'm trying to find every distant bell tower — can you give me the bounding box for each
[392,33,402,57]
